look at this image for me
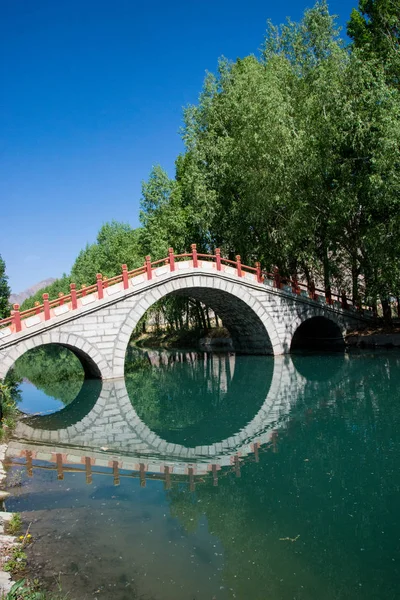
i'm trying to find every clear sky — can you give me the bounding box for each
[1,0,357,293]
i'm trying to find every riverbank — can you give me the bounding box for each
[0,442,15,596]
[346,327,400,349]
[135,326,400,352]
[133,327,232,350]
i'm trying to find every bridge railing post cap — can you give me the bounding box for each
[13,303,19,310]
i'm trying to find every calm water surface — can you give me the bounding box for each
[4,346,400,600]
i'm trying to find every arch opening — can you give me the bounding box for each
[290,316,345,352]
[170,287,273,354]
[5,343,101,416]
[131,286,273,355]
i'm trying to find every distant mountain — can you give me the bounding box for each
[10,278,56,306]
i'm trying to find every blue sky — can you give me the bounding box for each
[1,0,357,293]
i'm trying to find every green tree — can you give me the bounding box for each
[139,165,189,258]
[0,254,11,319]
[348,0,400,86]
[348,0,400,57]
[71,221,142,284]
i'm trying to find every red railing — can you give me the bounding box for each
[0,244,370,336]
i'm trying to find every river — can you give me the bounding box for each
[4,345,400,600]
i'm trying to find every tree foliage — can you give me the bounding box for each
[0,254,11,319]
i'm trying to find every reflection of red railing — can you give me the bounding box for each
[0,244,369,336]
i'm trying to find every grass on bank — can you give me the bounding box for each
[2,578,70,600]
[7,515,22,536]
[0,383,19,441]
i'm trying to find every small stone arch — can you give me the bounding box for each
[288,310,346,352]
[0,332,111,381]
[112,272,284,377]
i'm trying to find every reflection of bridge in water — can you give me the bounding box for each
[7,355,314,485]
[7,353,348,489]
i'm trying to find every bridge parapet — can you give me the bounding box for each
[0,245,372,342]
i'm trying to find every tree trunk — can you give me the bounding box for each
[352,255,359,306]
[322,245,330,292]
[381,297,393,327]
[206,307,211,330]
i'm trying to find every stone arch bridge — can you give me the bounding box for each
[0,247,372,380]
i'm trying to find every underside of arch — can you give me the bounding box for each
[1,340,103,381]
[60,344,102,379]
[171,287,273,354]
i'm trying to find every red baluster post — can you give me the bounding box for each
[168,248,175,272]
[215,248,222,271]
[43,293,50,320]
[34,301,41,315]
[292,276,300,295]
[97,274,104,299]
[273,267,281,289]
[191,244,198,268]
[12,304,21,333]
[81,284,87,297]
[236,255,242,277]
[58,292,64,306]
[255,262,263,283]
[145,256,152,280]
[325,286,332,305]
[70,283,78,310]
[122,264,129,290]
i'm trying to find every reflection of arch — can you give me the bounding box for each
[0,333,110,381]
[112,275,284,377]
[126,352,274,446]
[291,352,347,382]
[22,378,102,430]
[13,357,305,463]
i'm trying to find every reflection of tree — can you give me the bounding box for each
[125,347,272,446]
[8,345,84,405]
[167,354,400,600]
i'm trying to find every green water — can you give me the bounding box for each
[5,347,400,600]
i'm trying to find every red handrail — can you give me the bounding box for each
[0,246,372,334]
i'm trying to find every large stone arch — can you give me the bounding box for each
[112,273,284,377]
[0,331,111,381]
